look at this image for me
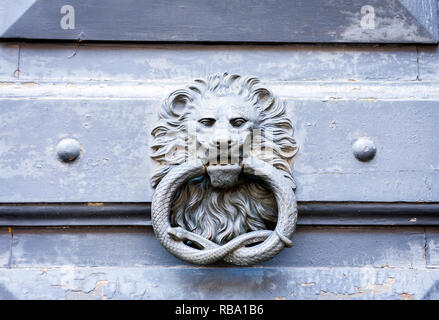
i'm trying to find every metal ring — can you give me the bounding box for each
[151,158,298,265]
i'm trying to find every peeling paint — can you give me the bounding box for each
[0,32,438,301]
[300,282,316,287]
[87,203,104,207]
[400,293,414,300]
[0,266,437,300]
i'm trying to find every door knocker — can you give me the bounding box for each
[150,73,298,265]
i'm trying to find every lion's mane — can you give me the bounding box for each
[151,73,297,244]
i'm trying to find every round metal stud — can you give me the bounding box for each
[56,138,81,162]
[352,137,376,162]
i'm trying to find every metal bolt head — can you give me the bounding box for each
[352,137,376,162]
[56,138,81,162]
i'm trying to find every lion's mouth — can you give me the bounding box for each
[206,163,243,188]
[202,146,246,188]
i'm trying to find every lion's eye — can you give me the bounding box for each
[198,118,216,127]
[230,118,247,128]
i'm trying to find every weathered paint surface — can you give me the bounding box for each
[0,43,437,202]
[18,43,419,81]
[426,227,439,267]
[0,226,437,300]
[5,227,426,268]
[1,0,437,43]
[0,30,438,299]
[0,43,18,80]
[1,266,439,300]
[0,98,437,202]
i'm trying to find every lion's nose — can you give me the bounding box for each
[212,130,233,148]
[215,140,232,149]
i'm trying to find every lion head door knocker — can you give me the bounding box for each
[150,73,298,265]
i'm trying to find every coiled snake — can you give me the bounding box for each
[151,157,298,265]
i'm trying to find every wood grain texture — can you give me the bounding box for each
[1,0,437,43]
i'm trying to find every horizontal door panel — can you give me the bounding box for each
[1,0,437,43]
[18,43,418,82]
[0,97,437,202]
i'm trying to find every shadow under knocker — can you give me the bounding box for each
[150,73,298,265]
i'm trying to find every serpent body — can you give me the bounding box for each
[151,158,298,265]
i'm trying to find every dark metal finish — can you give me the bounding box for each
[298,202,439,226]
[0,0,437,43]
[352,137,376,161]
[150,73,298,265]
[1,202,439,227]
[56,138,81,162]
[0,203,151,226]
